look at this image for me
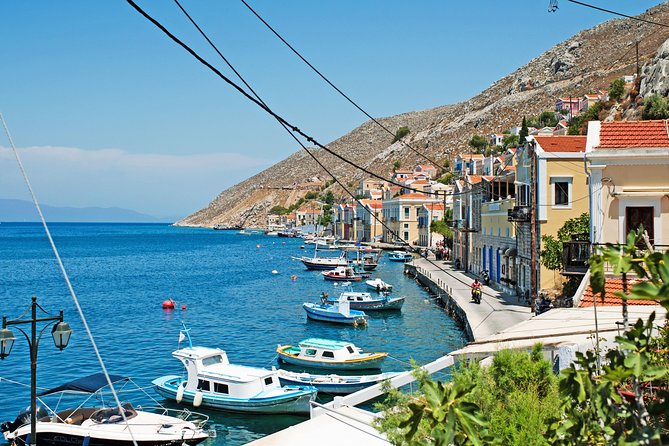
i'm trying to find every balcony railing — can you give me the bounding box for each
[507,206,530,222]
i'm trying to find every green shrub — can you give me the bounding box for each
[392,126,410,143]
[642,94,669,120]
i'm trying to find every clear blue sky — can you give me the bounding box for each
[0,1,662,218]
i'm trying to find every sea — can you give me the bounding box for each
[0,223,466,445]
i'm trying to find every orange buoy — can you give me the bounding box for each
[290,275,297,281]
[162,299,175,309]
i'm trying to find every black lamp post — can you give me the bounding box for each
[0,296,72,446]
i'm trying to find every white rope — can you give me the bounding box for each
[0,376,49,390]
[0,113,139,446]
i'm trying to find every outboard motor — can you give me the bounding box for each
[1,406,48,434]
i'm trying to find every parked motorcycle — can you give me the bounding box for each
[471,288,482,304]
[481,270,490,286]
[535,296,551,315]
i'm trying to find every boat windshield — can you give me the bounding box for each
[90,403,137,424]
[202,355,225,367]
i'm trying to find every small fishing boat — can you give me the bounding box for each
[322,290,404,311]
[276,338,387,370]
[388,251,414,262]
[294,245,348,270]
[277,370,402,395]
[153,328,317,414]
[349,253,379,271]
[303,294,368,326]
[321,266,363,282]
[1,373,211,446]
[365,278,393,292]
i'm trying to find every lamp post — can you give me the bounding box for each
[0,296,72,446]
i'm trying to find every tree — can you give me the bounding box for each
[642,95,669,120]
[392,160,401,171]
[609,77,626,102]
[539,111,559,127]
[518,117,529,144]
[392,126,410,143]
[469,134,488,153]
[502,134,519,149]
[568,102,602,135]
[540,213,590,271]
[321,190,335,205]
[430,219,453,248]
[269,205,288,215]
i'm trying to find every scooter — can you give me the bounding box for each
[535,297,551,315]
[471,288,482,304]
[481,270,490,286]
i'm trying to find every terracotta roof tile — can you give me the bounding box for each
[468,175,483,184]
[535,135,586,152]
[579,277,662,307]
[396,193,429,199]
[597,120,669,149]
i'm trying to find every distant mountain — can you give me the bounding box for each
[0,198,170,223]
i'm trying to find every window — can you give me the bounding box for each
[346,346,354,354]
[404,207,410,219]
[305,349,317,356]
[214,382,229,394]
[403,231,409,240]
[626,207,654,244]
[263,377,273,386]
[322,351,334,358]
[550,177,572,207]
[403,223,409,229]
[197,379,210,391]
[202,355,224,367]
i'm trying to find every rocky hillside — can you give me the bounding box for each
[177,4,669,228]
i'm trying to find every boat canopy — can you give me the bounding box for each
[39,373,128,396]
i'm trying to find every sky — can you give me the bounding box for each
[0,0,663,219]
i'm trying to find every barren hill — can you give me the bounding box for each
[177,4,669,228]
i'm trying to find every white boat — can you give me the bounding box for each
[323,290,404,311]
[277,370,401,395]
[276,338,387,370]
[1,373,211,446]
[153,329,317,414]
[365,278,393,292]
[294,245,348,270]
[303,294,368,325]
[388,251,413,262]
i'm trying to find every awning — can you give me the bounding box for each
[504,248,517,257]
[40,373,128,396]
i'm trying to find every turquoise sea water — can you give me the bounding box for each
[0,223,465,445]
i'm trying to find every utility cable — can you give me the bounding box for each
[127,0,440,199]
[567,0,669,28]
[239,0,444,168]
[0,113,140,446]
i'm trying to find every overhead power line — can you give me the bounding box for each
[239,0,444,168]
[566,0,669,28]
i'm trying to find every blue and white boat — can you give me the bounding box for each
[303,294,368,325]
[323,290,405,311]
[153,329,317,414]
[277,370,402,395]
[276,338,387,370]
[388,251,413,262]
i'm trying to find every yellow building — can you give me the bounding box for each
[382,193,440,244]
[533,135,589,291]
[586,120,669,247]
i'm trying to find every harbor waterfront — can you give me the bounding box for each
[0,223,466,446]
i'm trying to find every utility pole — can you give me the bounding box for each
[529,141,538,313]
[636,40,640,79]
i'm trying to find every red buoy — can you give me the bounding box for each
[181,304,187,310]
[162,299,175,309]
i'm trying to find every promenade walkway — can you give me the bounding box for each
[408,256,530,341]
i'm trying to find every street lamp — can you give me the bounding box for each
[1,296,72,446]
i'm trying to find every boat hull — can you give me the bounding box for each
[300,260,348,270]
[276,347,386,371]
[326,296,404,311]
[303,303,367,325]
[152,376,316,415]
[278,371,400,395]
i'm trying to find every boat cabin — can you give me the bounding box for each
[173,346,282,399]
[287,338,362,362]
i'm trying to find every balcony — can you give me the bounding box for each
[507,206,530,222]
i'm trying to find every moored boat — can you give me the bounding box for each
[1,373,211,446]
[388,251,414,262]
[153,329,317,414]
[303,294,368,325]
[294,245,348,270]
[276,338,387,370]
[323,290,404,311]
[365,278,393,292]
[277,370,401,395]
[321,266,363,281]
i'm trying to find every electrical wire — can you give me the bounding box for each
[239,0,444,168]
[567,0,669,28]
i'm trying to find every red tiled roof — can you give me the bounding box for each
[468,175,483,184]
[597,120,669,149]
[423,203,445,211]
[411,179,430,185]
[535,135,586,152]
[397,193,429,199]
[579,277,661,307]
